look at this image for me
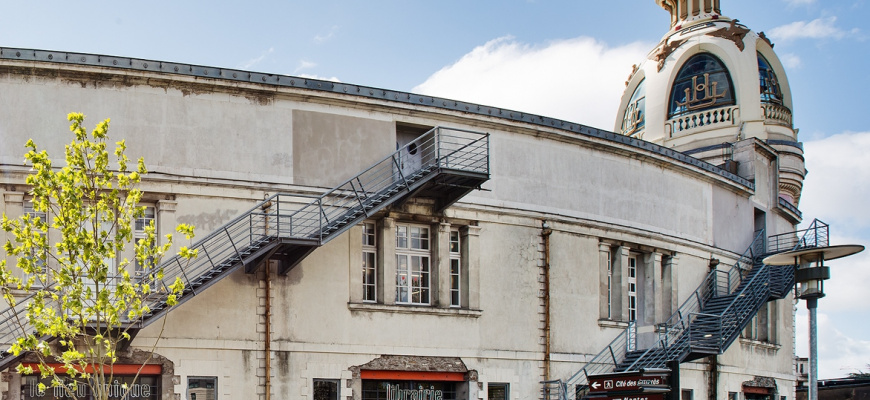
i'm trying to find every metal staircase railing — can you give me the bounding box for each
[550,220,829,400]
[768,219,829,254]
[0,126,490,370]
[617,230,767,368]
[767,219,828,299]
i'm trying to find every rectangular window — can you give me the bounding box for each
[729,392,739,400]
[606,250,613,319]
[396,223,430,305]
[488,383,509,400]
[449,229,461,307]
[313,379,340,400]
[24,201,48,275]
[682,389,693,400]
[135,205,156,232]
[627,256,637,321]
[24,201,47,224]
[188,376,217,400]
[742,302,775,343]
[134,206,156,281]
[362,222,377,302]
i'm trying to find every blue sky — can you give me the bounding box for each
[2,0,868,379]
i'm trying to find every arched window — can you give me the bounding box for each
[757,53,784,105]
[621,79,646,136]
[668,53,735,118]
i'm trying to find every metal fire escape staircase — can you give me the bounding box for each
[0,127,490,371]
[546,220,830,400]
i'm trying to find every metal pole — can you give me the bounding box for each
[807,297,818,400]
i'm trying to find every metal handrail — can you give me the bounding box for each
[768,219,828,254]
[553,220,829,400]
[0,126,489,366]
[562,321,636,399]
[559,230,767,399]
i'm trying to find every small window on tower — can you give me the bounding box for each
[757,53,784,105]
[621,79,646,137]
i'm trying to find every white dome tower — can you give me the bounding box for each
[615,0,805,206]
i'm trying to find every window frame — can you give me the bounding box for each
[449,228,461,308]
[668,53,736,119]
[133,205,156,281]
[23,200,49,277]
[354,219,478,312]
[313,378,340,400]
[606,250,613,319]
[395,223,431,305]
[682,389,694,400]
[621,79,646,136]
[488,383,509,400]
[187,376,218,400]
[362,222,378,303]
[627,256,638,322]
[757,52,784,105]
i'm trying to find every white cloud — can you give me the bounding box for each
[237,47,274,70]
[297,73,341,83]
[784,0,816,6]
[778,52,802,69]
[294,60,318,74]
[794,131,870,379]
[291,60,341,82]
[796,312,870,379]
[769,16,856,41]
[314,25,339,44]
[799,131,870,313]
[800,131,870,236]
[413,35,651,130]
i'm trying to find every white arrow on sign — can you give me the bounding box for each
[591,382,600,390]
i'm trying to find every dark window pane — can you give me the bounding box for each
[314,379,339,400]
[488,383,509,400]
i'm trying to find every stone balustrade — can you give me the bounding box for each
[666,105,739,137]
[762,103,793,127]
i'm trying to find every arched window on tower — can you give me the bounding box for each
[757,53,784,105]
[621,79,646,137]
[668,53,735,119]
[757,52,793,126]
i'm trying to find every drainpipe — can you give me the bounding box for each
[265,263,272,400]
[707,355,718,400]
[263,197,273,400]
[541,221,553,381]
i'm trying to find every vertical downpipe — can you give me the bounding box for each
[265,263,272,400]
[542,221,553,382]
[707,355,718,400]
[263,197,273,400]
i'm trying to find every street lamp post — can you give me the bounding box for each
[764,244,864,400]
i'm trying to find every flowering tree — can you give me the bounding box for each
[0,113,195,399]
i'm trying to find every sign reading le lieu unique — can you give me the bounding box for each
[588,373,669,393]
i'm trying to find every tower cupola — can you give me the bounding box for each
[615,0,806,207]
[657,0,724,30]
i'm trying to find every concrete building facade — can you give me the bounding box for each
[0,2,809,400]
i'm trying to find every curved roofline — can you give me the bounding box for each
[0,47,754,191]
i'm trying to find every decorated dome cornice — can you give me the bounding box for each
[657,0,725,31]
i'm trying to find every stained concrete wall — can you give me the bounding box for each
[0,61,797,400]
